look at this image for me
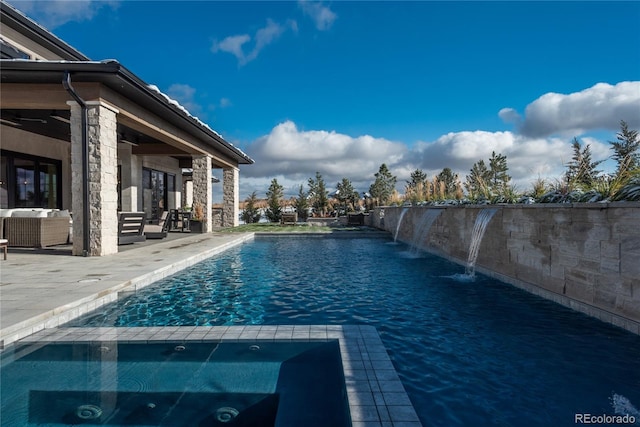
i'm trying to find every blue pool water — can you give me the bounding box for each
[1,340,349,426]
[70,236,640,426]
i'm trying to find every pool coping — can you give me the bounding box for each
[12,325,423,427]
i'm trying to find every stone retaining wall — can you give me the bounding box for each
[373,204,640,334]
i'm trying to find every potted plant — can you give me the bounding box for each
[190,203,205,233]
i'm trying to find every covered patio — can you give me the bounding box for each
[1,60,253,256]
[1,2,253,256]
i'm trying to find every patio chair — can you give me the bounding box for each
[0,238,7,260]
[118,212,146,245]
[144,211,169,239]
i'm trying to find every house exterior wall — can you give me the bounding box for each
[376,204,640,335]
[0,125,72,210]
[117,144,138,212]
[0,25,67,60]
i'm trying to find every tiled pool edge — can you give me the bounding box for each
[0,233,255,348]
[12,325,423,427]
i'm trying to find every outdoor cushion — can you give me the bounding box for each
[12,210,48,218]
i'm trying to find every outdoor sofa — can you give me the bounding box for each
[0,208,71,247]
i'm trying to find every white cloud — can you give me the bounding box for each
[498,107,522,126]
[299,0,337,31]
[240,121,407,197]
[211,34,251,62]
[211,19,294,66]
[405,131,613,191]
[511,81,640,137]
[237,82,637,199]
[9,0,119,30]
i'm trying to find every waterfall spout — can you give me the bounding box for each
[465,208,498,277]
[409,209,443,255]
[393,208,409,242]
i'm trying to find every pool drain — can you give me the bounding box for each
[249,345,260,351]
[215,407,239,423]
[76,404,102,420]
[174,345,186,352]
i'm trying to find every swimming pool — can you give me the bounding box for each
[69,236,640,426]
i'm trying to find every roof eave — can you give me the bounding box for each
[0,60,254,165]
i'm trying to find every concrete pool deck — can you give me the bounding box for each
[0,232,255,348]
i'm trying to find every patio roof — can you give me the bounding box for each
[0,59,254,165]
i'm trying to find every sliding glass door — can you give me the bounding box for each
[142,168,175,222]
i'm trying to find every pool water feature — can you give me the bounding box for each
[465,208,498,277]
[67,236,640,427]
[1,340,350,427]
[409,208,442,255]
[393,207,409,242]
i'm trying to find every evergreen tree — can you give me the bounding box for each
[465,159,491,199]
[265,178,284,223]
[336,177,356,214]
[436,167,459,198]
[566,137,602,188]
[308,171,329,216]
[404,169,428,204]
[406,169,428,190]
[293,184,309,221]
[609,120,640,178]
[488,151,511,195]
[369,163,397,206]
[240,191,262,224]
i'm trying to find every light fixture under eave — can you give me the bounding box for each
[119,138,139,147]
[0,118,21,126]
[50,113,71,124]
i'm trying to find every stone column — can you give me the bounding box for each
[192,155,212,232]
[222,167,239,227]
[69,100,119,256]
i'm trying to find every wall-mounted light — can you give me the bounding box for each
[50,113,71,124]
[0,118,21,126]
[17,117,47,124]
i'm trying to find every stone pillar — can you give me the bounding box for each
[222,167,239,227]
[192,155,212,232]
[69,100,119,256]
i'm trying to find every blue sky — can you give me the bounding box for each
[9,0,640,199]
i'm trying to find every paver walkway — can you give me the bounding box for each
[0,232,254,347]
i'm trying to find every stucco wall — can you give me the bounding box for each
[374,204,640,334]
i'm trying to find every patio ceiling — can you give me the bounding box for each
[0,107,196,165]
[0,60,254,168]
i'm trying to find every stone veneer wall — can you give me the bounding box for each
[69,101,119,256]
[373,204,640,334]
[222,168,239,227]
